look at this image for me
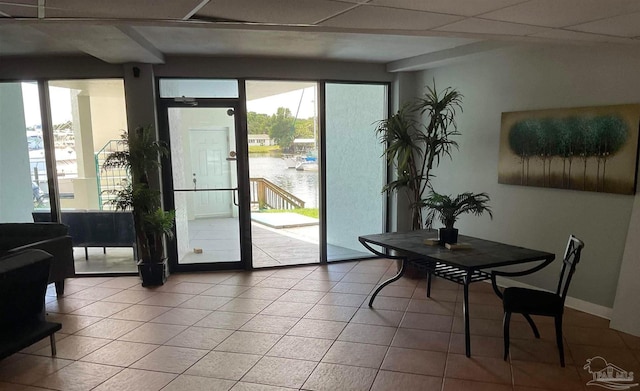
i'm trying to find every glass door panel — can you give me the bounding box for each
[0,82,52,222]
[325,83,387,261]
[245,80,320,268]
[167,106,242,266]
[45,79,133,274]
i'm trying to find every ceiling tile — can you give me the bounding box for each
[197,0,354,24]
[435,17,546,36]
[319,5,463,30]
[480,0,640,28]
[368,0,526,17]
[45,0,204,19]
[569,13,640,38]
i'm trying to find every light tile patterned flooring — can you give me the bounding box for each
[1,258,639,391]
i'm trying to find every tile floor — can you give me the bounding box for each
[2,258,639,391]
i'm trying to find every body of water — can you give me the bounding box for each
[249,155,319,208]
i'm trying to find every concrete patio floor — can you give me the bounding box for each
[74,213,370,274]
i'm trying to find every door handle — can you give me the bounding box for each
[233,188,239,206]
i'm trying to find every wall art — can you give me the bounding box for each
[498,104,640,195]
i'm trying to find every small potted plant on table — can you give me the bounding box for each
[422,189,493,244]
[103,125,175,286]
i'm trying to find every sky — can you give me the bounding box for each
[246,87,317,119]
[21,82,72,128]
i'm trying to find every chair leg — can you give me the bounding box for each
[50,333,57,357]
[54,280,65,297]
[503,312,511,361]
[426,272,432,298]
[555,316,565,367]
[523,313,540,338]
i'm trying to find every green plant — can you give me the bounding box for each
[376,81,463,230]
[422,190,493,229]
[102,125,174,263]
[263,208,319,219]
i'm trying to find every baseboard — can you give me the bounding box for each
[494,278,613,320]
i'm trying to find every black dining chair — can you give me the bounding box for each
[491,235,585,367]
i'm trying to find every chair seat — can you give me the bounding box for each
[503,287,563,316]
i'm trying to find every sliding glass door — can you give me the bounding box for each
[245,81,320,268]
[158,79,388,271]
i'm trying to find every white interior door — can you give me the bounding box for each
[189,128,232,218]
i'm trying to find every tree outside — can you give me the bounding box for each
[246,107,316,152]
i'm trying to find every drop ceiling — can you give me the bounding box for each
[1,0,639,70]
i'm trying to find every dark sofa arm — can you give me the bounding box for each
[0,223,69,252]
[8,236,74,294]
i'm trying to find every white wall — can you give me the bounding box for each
[414,43,640,310]
[611,192,640,335]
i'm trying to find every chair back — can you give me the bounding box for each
[556,235,584,303]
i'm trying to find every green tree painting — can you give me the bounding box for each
[500,105,638,195]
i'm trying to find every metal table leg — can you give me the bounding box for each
[463,272,471,357]
[369,258,406,307]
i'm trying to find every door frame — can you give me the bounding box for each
[158,96,252,273]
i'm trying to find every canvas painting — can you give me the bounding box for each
[498,104,640,195]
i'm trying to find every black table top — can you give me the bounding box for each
[359,230,555,270]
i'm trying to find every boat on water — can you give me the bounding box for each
[295,156,318,171]
[282,154,305,169]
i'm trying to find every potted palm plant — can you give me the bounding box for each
[375,81,463,230]
[422,189,493,244]
[102,125,175,286]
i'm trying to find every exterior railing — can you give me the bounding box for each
[250,177,305,210]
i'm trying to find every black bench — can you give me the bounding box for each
[33,210,136,260]
[0,250,62,360]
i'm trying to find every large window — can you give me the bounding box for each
[45,79,132,273]
[325,83,387,261]
[1,79,133,273]
[46,80,128,211]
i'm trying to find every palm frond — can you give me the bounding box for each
[376,81,464,230]
[102,125,174,263]
[422,189,492,229]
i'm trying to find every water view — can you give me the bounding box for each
[248,155,319,208]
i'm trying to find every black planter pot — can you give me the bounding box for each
[137,260,167,287]
[439,228,459,244]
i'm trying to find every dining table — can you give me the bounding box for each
[358,230,555,357]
